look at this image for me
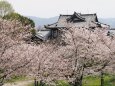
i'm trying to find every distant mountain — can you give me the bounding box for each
[99,18,115,28]
[27,16,115,28]
[27,16,58,27]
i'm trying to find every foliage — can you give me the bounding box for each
[56,80,70,86]
[0,17,115,86]
[3,13,35,28]
[30,29,36,36]
[57,26,115,86]
[0,18,34,84]
[6,75,27,83]
[0,68,4,74]
[0,0,14,17]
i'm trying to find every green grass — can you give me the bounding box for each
[104,74,115,86]
[6,75,29,83]
[5,74,115,86]
[27,81,47,86]
[83,75,100,86]
[56,80,70,86]
[27,80,70,86]
[83,74,115,86]
[27,75,115,86]
[27,82,34,86]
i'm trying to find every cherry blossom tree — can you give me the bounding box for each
[0,18,34,85]
[58,26,114,86]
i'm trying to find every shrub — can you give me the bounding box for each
[3,13,35,28]
[30,29,36,36]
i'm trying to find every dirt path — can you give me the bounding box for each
[3,80,33,86]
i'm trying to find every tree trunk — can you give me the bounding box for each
[34,79,37,86]
[40,80,44,86]
[73,63,84,86]
[100,70,104,86]
[73,78,82,86]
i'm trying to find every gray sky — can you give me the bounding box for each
[5,0,115,18]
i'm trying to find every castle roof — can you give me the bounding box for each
[45,12,98,29]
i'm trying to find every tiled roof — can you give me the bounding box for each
[46,12,98,29]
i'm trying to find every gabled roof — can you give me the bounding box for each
[45,22,58,29]
[81,13,98,22]
[58,12,98,22]
[45,12,99,29]
[44,22,66,29]
[67,12,85,22]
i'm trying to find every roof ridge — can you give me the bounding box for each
[73,12,85,20]
[81,13,97,16]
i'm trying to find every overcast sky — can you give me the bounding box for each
[5,0,115,18]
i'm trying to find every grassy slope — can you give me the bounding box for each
[6,74,115,86]
[6,75,28,83]
[83,74,115,86]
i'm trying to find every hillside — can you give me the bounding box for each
[27,16,58,27]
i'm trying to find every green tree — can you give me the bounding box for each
[0,0,14,17]
[3,13,35,28]
[30,29,36,36]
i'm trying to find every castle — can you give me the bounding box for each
[36,12,109,40]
